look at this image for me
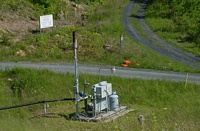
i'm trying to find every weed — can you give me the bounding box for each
[0,0,199,73]
[0,68,200,130]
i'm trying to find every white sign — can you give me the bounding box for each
[40,14,53,29]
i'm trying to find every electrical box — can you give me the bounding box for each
[96,84,112,98]
[91,81,112,114]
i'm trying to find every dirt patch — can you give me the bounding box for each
[0,0,87,43]
[0,12,39,43]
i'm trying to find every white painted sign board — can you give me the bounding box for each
[40,14,53,29]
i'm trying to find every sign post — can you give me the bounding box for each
[120,34,123,54]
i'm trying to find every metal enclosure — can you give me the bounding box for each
[76,80,127,121]
[91,81,112,115]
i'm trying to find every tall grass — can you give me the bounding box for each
[0,0,199,73]
[0,68,199,130]
[146,0,200,56]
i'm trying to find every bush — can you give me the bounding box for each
[146,0,200,46]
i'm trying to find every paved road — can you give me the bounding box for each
[0,1,199,85]
[122,0,200,69]
[0,62,199,85]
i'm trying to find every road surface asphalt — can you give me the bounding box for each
[0,1,199,85]
[122,0,200,69]
[0,62,199,85]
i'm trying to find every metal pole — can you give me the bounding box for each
[73,31,79,117]
[93,87,96,117]
[84,80,87,114]
[120,34,123,54]
[99,67,116,83]
[185,73,189,88]
[84,80,89,114]
[98,67,102,82]
[44,102,46,117]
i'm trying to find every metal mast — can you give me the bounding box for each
[72,31,79,117]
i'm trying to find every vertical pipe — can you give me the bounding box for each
[120,34,123,54]
[98,68,102,83]
[44,102,46,117]
[73,31,79,117]
[93,87,96,117]
[185,73,189,88]
[84,80,87,114]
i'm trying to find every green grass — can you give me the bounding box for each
[0,0,199,73]
[0,1,200,130]
[130,3,143,31]
[0,68,199,130]
[145,18,200,57]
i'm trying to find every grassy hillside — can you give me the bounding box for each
[0,1,199,130]
[0,0,199,73]
[146,0,200,56]
[0,68,199,130]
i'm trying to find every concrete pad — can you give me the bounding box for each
[74,106,134,122]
